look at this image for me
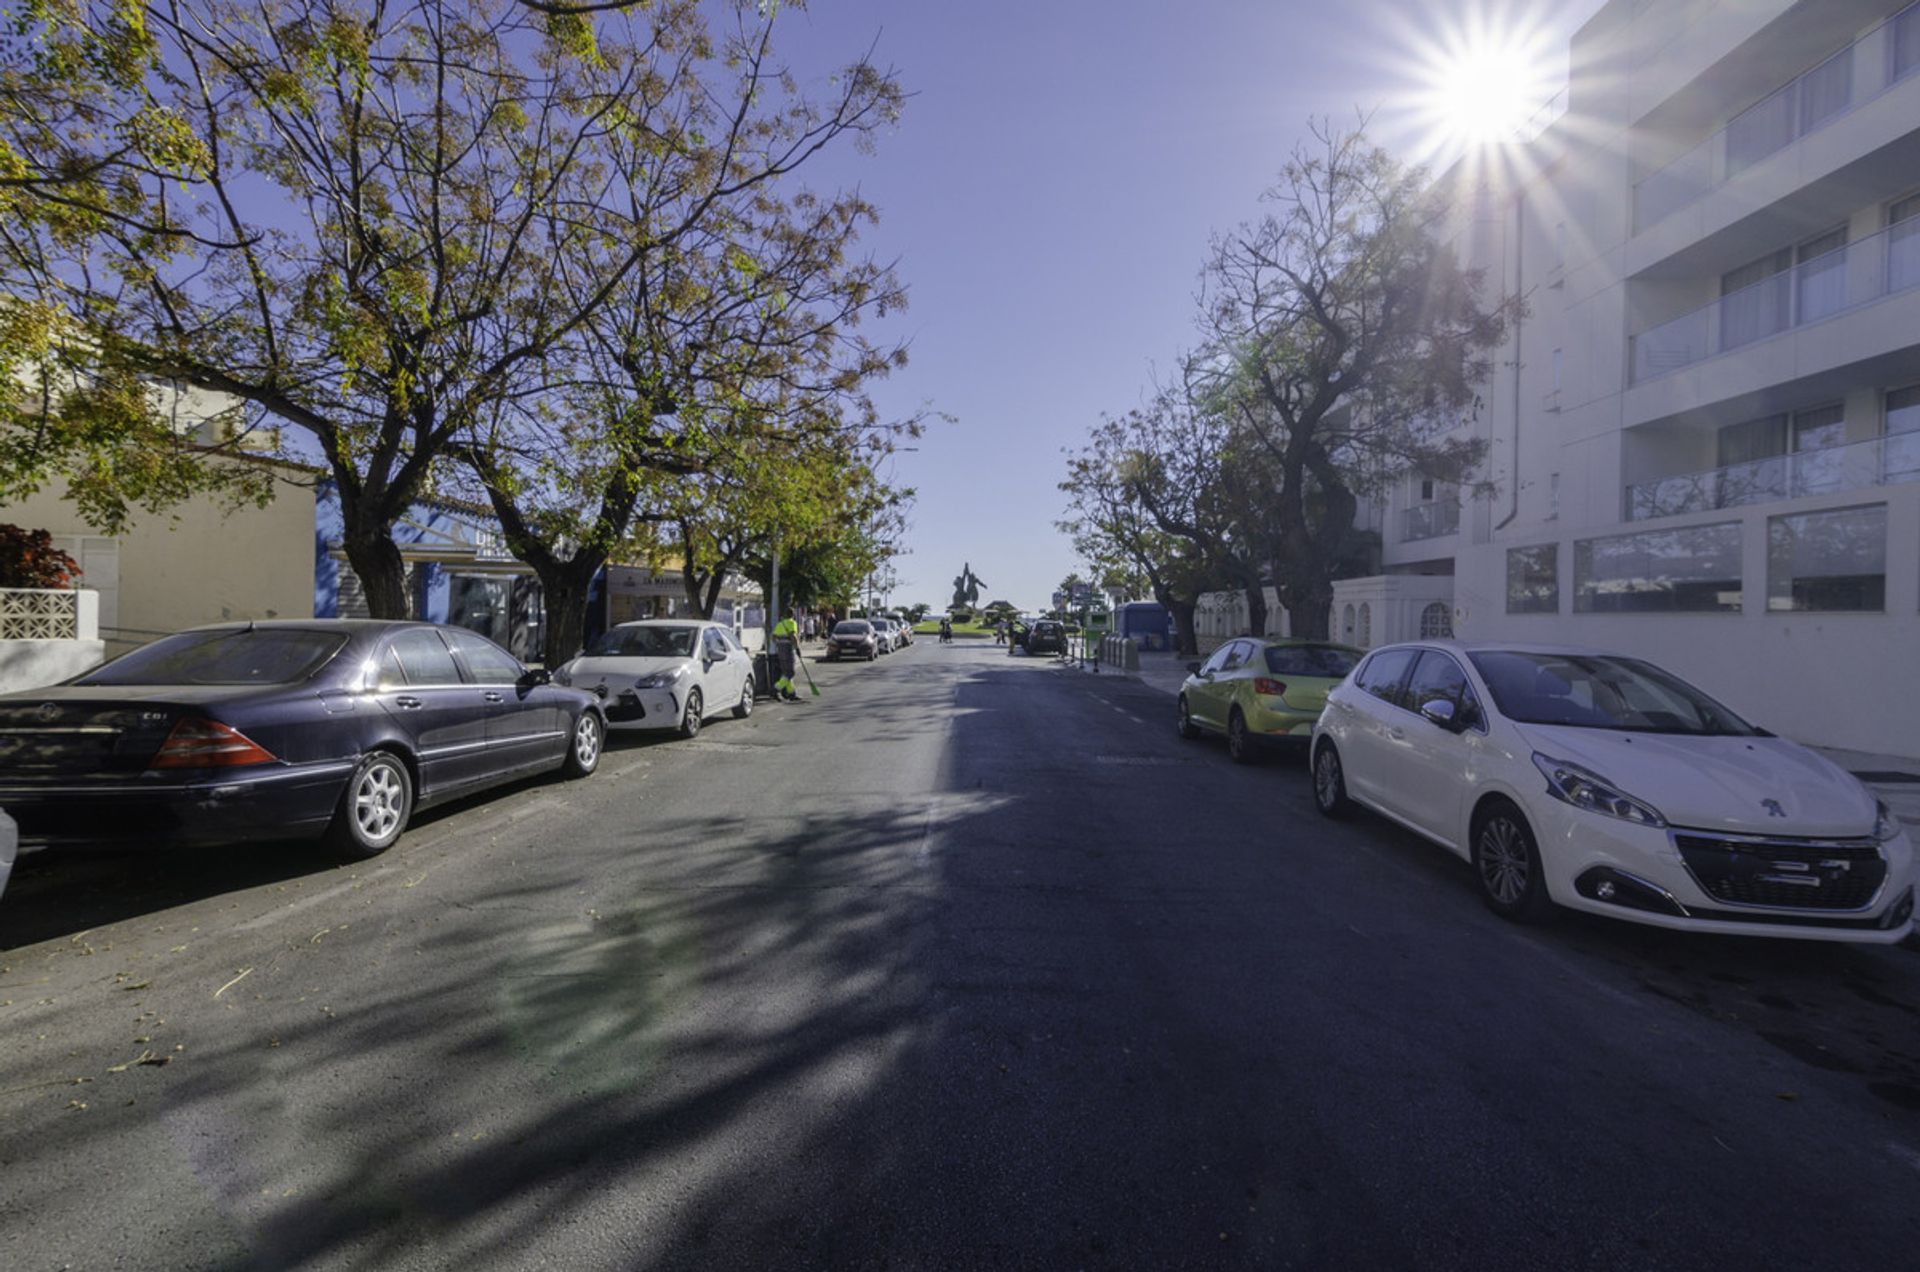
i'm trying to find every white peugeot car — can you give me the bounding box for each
[1310,641,1914,943]
[554,620,756,738]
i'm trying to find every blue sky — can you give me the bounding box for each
[773,0,1606,612]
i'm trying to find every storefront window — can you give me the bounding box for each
[1766,505,1886,612]
[1506,545,1559,614]
[1574,523,1742,612]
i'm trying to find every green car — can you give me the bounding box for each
[1177,638,1364,763]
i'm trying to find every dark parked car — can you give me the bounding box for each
[827,620,880,661]
[0,620,606,863]
[1023,620,1068,655]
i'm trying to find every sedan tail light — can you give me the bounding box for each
[1252,678,1288,698]
[149,718,278,769]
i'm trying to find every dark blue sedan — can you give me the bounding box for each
[0,620,606,860]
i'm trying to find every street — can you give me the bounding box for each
[3,641,1919,1270]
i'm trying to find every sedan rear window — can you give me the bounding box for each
[1263,645,1358,678]
[79,629,348,686]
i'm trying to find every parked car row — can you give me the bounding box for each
[1180,637,1915,945]
[825,616,913,660]
[0,621,607,874]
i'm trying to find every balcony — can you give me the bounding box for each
[1625,432,1920,520]
[1400,501,1461,542]
[1634,5,1919,233]
[1630,217,1920,383]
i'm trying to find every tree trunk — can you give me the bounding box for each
[1279,576,1335,640]
[1168,598,1199,656]
[701,569,727,619]
[1242,581,1268,639]
[341,530,409,619]
[531,553,605,669]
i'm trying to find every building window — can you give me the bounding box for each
[1551,347,1562,392]
[1889,385,1920,484]
[1896,2,1920,83]
[1767,505,1886,612]
[1797,46,1852,134]
[1574,523,1743,613]
[1720,248,1792,349]
[1548,471,1561,520]
[1506,545,1558,614]
[1892,193,1920,296]
[1341,603,1355,643]
[1356,603,1371,648]
[1724,83,1796,176]
[1419,601,1453,639]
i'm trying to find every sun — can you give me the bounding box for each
[1426,41,1545,146]
[1389,6,1564,161]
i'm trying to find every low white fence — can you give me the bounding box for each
[0,588,105,692]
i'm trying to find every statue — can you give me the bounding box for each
[951,562,985,609]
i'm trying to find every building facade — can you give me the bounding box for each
[1346,0,1920,758]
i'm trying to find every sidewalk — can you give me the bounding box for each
[1086,651,1920,830]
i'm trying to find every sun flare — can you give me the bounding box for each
[1389,6,1564,162]
[1427,42,1544,145]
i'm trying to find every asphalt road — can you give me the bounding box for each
[3,639,1919,1270]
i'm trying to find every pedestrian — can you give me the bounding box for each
[772,612,801,702]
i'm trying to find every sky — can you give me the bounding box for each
[770,0,1608,613]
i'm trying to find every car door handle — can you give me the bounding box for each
[392,696,424,710]
[483,692,505,704]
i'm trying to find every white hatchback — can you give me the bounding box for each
[554,620,757,738]
[1310,641,1914,943]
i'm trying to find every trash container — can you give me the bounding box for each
[752,651,777,697]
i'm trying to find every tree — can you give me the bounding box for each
[6,0,904,627]
[0,6,276,528]
[1060,418,1221,655]
[1194,121,1515,638]
[457,32,912,667]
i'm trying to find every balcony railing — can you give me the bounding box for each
[1400,501,1461,542]
[1629,217,1920,383]
[1625,432,1920,521]
[1632,5,1919,232]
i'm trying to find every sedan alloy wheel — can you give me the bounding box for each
[328,752,413,859]
[1472,802,1553,923]
[680,687,704,739]
[562,712,603,778]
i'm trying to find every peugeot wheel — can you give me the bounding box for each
[562,712,603,779]
[680,687,704,739]
[1177,695,1201,740]
[734,680,754,719]
[327,751,413,859]
[1472,800,1555,924]
[1227,708,1260,765]
[1312,741,1352,820]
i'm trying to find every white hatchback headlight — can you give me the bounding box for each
[1532,753,1667,828]
[552,662,575,687]
[633,667,687,690]
[1874,800,1901,844]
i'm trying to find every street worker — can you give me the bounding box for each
[772,613,802,702]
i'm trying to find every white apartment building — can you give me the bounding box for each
[1338,0,1920,758]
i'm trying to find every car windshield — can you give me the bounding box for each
[835,622,871,635]
[588,626,697,658]
[1263,645,1359,678]
[1467,651,1757,736]
[78,629,348,686]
